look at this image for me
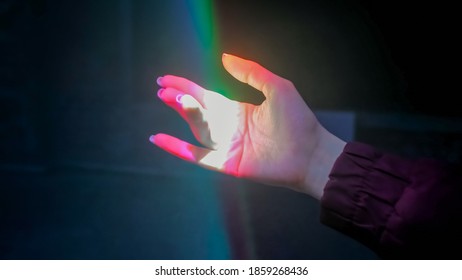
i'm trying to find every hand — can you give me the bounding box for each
[151,54,345,199]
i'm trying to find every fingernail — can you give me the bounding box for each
[156,76,163,85]
[176,94,184,103]
[149,135,156,143]
[222,53,229,58]
[157,88,164,98]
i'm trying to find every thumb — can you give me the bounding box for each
[222,53,281,98]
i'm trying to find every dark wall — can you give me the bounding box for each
[0,0,459,259]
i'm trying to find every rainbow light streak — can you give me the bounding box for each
[183,0,255,259]
[156,1,257,259]
[185,0,229,97]
[183,0,231,259]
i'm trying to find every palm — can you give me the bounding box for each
[238,91,319,189]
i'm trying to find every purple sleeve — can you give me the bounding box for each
[320,142,462,259]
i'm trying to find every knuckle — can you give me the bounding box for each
[279,78,296,91]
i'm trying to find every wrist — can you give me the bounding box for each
[302,125,346,200]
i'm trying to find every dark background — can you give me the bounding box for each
[1,0,460,259]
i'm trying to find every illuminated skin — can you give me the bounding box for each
[151,54,346,199]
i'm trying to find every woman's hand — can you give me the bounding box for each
[151,54,345,199]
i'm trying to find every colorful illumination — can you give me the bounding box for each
[153,70,241,175]
[184,0,223,89]
[153,1,268,259]
[168,0,233,259]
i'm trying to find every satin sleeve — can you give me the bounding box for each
[320,142,462,259]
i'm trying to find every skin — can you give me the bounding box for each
[151,53,346,200]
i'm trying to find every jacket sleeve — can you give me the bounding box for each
[320,142,462,259]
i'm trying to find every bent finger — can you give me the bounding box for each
[157,75,207,108]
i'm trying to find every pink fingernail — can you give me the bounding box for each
[156,76,163,85]
[149,135,156,143]
[176,94,183,103]
[157,88,164,98]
